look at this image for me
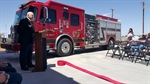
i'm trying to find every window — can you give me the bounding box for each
[47,9,56,23]
[70,13,79,26]
[21,6,38,21]
[40,8,56,24]
[14,11,21,24]
[14,6,38,24]
[21,7,29,19]
[63,12,69,20]
[40,7,44,22]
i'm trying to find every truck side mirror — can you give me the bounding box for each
[43,7,48,21]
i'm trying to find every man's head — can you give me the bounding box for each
[26,11,34,21]
[142,33,147,38]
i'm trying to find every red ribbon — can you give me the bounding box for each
[57,60,124,84]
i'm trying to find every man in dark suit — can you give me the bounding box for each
[17,11,35,70]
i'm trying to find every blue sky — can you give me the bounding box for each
[0,0,149,37]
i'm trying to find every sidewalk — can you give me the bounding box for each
[0,48,150,84]
[0,50,111,84]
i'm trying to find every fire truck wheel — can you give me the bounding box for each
[107,39,114,49]
[102,39,114,50]
[56,38,73,56]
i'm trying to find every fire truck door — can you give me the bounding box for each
[40,7,59,38]
[60,11,70,34]
[61,10,81,38]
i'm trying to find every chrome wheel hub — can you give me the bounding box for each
[61,42,70,53]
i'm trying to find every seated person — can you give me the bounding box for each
[138,33,150,52]
[133,33,150,57]
[127,34,139,56]
[145,33,150,46]
[0,71,22,84]
[138,34,147,53]
[0,62,16,72]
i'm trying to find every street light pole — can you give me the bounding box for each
[110,8,115,18]
[5,25,7,38]
[141,2,145,34]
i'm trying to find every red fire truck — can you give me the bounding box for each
[1,0,121,56]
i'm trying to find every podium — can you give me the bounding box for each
[32,32,47,72]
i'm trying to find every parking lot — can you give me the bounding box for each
[0,48,150,84]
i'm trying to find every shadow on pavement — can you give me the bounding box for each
[21,64,79,84]
[74,47,104,54]
[0,51,78,84]
[0,47,105,59]
[47,47,105,58]
[107,54,150,66]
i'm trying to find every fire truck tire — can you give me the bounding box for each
[56,38,73,56]
[107,39,114,49]
[102,39,114,50]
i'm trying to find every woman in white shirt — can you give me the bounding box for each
[128,28,134,36]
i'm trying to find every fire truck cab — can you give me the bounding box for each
[1,0,121,56]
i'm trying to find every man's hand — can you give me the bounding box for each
[0,62,8,67]
[38,29,48,33]
[4,74,10,84]
[0,71,10,84]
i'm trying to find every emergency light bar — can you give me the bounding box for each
[27,0,37,2]
[19,0,37,9]
[63,7,69,10]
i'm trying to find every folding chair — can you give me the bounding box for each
[135,44,150,66]
[118,41,128,60]
[122,41,140,62]
[105,41,121,58]
[144,46,150,66]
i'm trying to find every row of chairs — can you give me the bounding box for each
[106,41,150,66]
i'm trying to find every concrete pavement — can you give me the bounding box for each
[0,48,150,84]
